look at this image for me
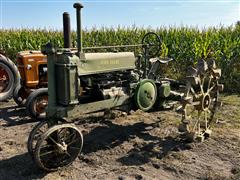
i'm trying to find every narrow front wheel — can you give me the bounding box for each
[34,124,83,171]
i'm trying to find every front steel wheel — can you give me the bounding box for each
[28,119,66,158]
[28,120,48,158]
[34,124,83,171]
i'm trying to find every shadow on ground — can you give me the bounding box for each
[80,119,190,166]
[0,107,189,178]
[0,153,46,180]
[0,105,35,126]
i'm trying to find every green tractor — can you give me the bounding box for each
[27,3,224,171]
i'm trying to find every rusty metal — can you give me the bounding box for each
[34,95,48,115]
[0,65,9,92]
[179,59,224,142]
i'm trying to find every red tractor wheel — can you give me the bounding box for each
[0,54,20,101]
[26,88,48,120]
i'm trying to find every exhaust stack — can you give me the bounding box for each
[63,12,71,48]
[73,3,84,56]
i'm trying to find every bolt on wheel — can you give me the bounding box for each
[34,124,83,171]
[180,59,223,142]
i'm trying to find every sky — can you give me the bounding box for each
[0,0,239,29]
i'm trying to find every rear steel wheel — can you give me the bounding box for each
[180,59,224,142]
[34,124,83,171]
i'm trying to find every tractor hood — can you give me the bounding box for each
[78,52,136,75]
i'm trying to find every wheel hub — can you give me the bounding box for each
[201,93,211,111]
[0,66,10,92]
[194,93,211,111]
[135,80,157,111]
[35,97,48,113]
[57,142,68,154]
[202,94,211,110]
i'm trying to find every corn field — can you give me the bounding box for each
[0,25,239,92]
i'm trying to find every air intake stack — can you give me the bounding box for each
[73,3,84,56]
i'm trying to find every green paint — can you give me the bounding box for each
[78,52,136,75]
[134,79,157,111]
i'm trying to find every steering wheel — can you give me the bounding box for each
[158,57,173,64]
[142,32,162,58]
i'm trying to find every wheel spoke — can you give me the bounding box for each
[202,75,206,92]
[39,144,53,149]
[192,111,201,131]
[48,136,60,146]
[192,101,201,106]
[40,150,55,157]
[67,138,79,146]
[190,87,196,96]
[37,129,45,134]
[207,76,212,90]
[68,146,82,150]
[204,111,208,129]
[197,75,204,94]
[208,84,216,93]
[65,151,72,157]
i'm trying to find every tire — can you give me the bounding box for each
[28,119,66,158]
[0,54,20,101]
[26,88,48,120]
[27,120,48,158]
[13,85,27,106]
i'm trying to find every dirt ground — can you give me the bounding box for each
[0,95,239,180]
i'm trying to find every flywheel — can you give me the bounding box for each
[134,79,157,111]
